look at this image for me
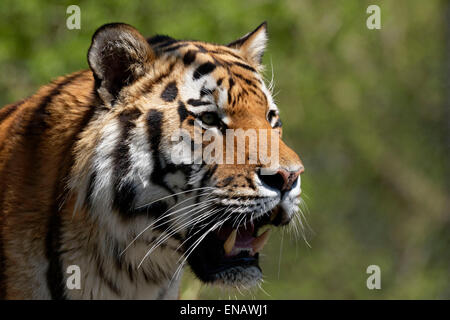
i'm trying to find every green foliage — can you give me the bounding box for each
[0,0,448,299]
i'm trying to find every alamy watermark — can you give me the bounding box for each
[366,265,381,290]
[66,5,81,30]
[66,265,81,290]
[366,5,381,30]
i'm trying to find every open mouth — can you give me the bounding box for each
[186,205,287,287]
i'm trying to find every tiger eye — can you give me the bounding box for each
[200,112,220,126]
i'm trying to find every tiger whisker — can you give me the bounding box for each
[120,192,215,255]
[137,200,220,268]
[171,215,232,281]
[139,202,217,254]
[147,197,216,232]
[136,186,216,209]
[179,205,238,247]
[174,206,236,268]
[173,205,241,275]
[173,206,225,253]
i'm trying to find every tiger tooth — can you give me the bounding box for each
[223,229,237,255]
[252,229,271,253]
[257,225,271,236]
[270,210,277,221]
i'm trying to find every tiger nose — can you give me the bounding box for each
[259,167,304,192]
[277,167,304,191]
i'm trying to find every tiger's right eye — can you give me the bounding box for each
[200,112,220,127]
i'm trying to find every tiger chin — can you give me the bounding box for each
[0,22,304,299]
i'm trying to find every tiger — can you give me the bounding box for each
[0,22,304,299]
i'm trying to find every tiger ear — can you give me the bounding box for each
[227,22,268,68]
[88,23,155,105]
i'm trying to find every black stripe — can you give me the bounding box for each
[112,108,142,217]
[193,62,216,80]
[24,75,81,142]
[234,61,257,73]
[0,101,21,123]
[209,49,244,61]
[114,181,138,217]
[227,77,235,106]
[246,86,266,105]
[163,43,187,53]
[147,110,163,147]
[45,209,66,299]
[86,171,97,208]
[160,81,178,102]
[234,73,258,88]
[228,92,233,106]
[147,35,172,45]
[147,35,174,46]
[245,176,256,190]
[177,101,189,123]
[187,99,211,107]
[200,86,214,98]
[228,77,235,89]
[154,39,178,49]
[148,35,178,51]
[183,50,197,65]
[22,72,85,166]
[146,110,175,196]
[194,164,218,205]
[141,61,176,94]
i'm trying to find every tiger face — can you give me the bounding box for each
[71,22,304,289]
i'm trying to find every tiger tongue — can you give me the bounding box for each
[222,225,254,254]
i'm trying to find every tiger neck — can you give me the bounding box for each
[57,198,182,299]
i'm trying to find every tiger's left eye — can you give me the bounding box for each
[200,112,220,126]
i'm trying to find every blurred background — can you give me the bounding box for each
[0,0,448,299]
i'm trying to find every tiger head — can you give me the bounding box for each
[72,22,304,288]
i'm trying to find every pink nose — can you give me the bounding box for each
[277,167,303,191]
[259,166,304,192]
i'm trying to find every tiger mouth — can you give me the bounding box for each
[186,205,287,287]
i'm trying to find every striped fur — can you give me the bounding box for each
[0,22,304,299]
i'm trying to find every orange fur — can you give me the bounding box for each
[0,23,303,299]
